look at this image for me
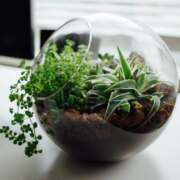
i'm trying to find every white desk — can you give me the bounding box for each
[0,65,180,180]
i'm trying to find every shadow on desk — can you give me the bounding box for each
[40,152,164,180]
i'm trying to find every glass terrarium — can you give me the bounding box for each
[34,13,178,161]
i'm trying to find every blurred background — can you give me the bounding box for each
[0,0,179,66]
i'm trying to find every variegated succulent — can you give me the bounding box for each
[87,47,164,123]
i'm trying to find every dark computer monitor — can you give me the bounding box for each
[0,0,34,59]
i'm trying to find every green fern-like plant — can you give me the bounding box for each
[0,40,94,157]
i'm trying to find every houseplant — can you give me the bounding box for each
[0,14,178,161]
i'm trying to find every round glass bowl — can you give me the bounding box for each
[34,13,178,161]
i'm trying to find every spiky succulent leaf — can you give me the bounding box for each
[105,92,122,120]
[104,91,135,120]
[137,95,161,128]
[136,73,159,93]
[117,47,132,79]
[111,92,136,102]
[88,73,118,84]
[87,89,107,109]
[105,79,141,96]
[114,64,125,80]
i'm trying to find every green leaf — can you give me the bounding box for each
[9,94,16,102]
[105,92,119,120]
[14,113,25,124]
[59,89,65,104]
[88,74,118,86]
[119,101,130,113]
[87,89,106,109]
[105,92,131,120]
[113,64,125,80]
[67,94,76,106]
[93,83,110,92]
[142,81,159,93]
[146,95,160,121]
[112,91,136,102]
[25,111,33,118]
[138,95,161,126]
[99,74,118,82]
[89,77,112,85]
[117,47,132,79]
[136,73,159,93]
[105,79,138,93]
